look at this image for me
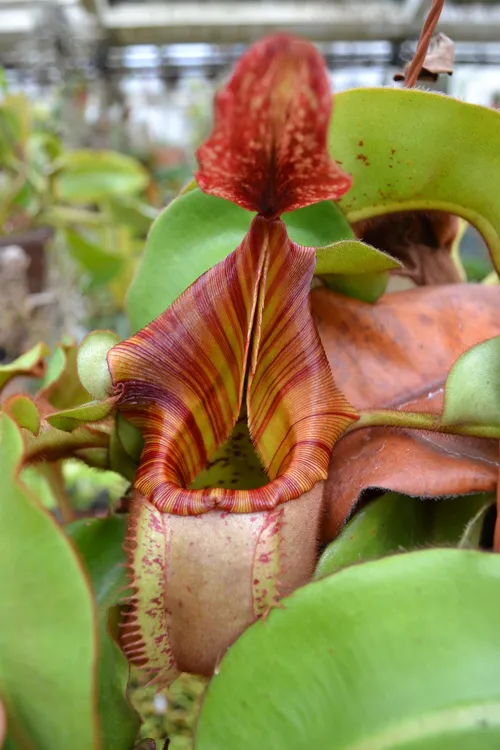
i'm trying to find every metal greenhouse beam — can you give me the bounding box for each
[101,1,500,45]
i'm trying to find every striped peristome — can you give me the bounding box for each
[108,217,357,515]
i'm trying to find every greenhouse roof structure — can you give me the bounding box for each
[3,0,500,47]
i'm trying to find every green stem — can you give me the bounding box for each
[347,409,500,440]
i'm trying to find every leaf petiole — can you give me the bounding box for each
[346,408,500,439]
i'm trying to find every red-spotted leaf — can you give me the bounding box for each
[108,216,356,515]
[196,34,351,217]
[330,87,500,273]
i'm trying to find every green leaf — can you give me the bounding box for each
[20,466,58,510]
[320,270,389,303]
[331,88,500,272]
[38,339,91,410]
[67,515,140,750]
[0,342,49,392]
[127,189,353,331]
[196,549,500,750]
[116,412,143,462]
[65,230,123,286]
[77,330,120,402]
[0,413,99,750]
[315,240,400,275]
[23,419,111,466]
[5,395,40,434]
[127,190,252,331]
[314,492,494,579]
[0,94,30,157]
[283,200,354,246]
[109,425,138,482]
[315,239,400,303]
[54,149,149,204]
[47,400,115,432]
[441,336,500,428]
[106,197,158,237]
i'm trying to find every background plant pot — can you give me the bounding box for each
[0,226,53,293]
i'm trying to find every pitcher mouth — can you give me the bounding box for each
[107,34,357,517]
[108,217,356,516]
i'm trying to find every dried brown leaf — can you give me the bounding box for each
[353,211,461,285]
[313,284,500,539]
[394,32,455,82]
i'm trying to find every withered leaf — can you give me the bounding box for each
[394,32,455,82]
[353,210,461,286]
[313,284,500,540]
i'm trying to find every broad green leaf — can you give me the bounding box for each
[331,88,500,272]
[54,149,149,204]
[39,335,73,390]
[67,516,140,750]
[4,395,39,434]
[63,460,128,510]
[196,549,500,750]
[0,107,21,162]
[116,412,143,462]
[0,343,49,392]
[20,466,58,510]
[441,336,500,428]
[127,190,252,331]
[23,419,111,466]
[315,239,400,303]
[107,197,158,237]
[283,200,353,246]
[65,229,123,286]
[20,462,74,520]
[315,492,493,579]
[44,205,110,228]
[127,189,353,331]
[77,331,120,402]
[38,339,90,410]
[109,424,138,482]
[47,400,114,432]
[0,94,30,157]
[321,270,388,303]
[314,240,400,275]
[0,413,99,750]
[28,131,62,163]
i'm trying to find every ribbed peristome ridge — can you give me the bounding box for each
[122,495,179,686]
[108,217,357,515]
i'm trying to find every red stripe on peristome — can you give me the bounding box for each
[108,217,357,515]
[247,222,357,485]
